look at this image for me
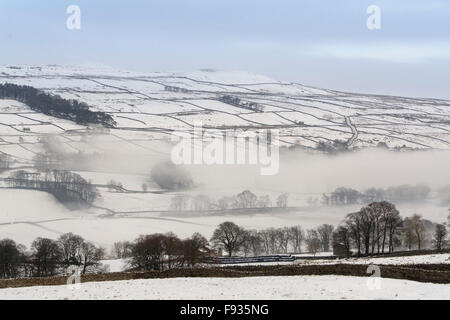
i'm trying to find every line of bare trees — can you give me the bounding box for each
[170,190,289,211]
[0,233,104,279]
[210,221,334,257]
[320,185,431,206]
[333,201,449,257]
[114,232,211,271]
[219,95,264,112]
[1,210,447,278]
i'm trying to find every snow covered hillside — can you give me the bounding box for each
[1,64,449,151]
[0,64,449,249]
[0,275,448,300]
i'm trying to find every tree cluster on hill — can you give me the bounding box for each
[164,85,190,93]
[321,185,430,206]
[316,139,349,153]
[169,190,289,211]
[433,224,448,251]
[0,83,116,127]
[0,233,104,279]
[1,209,448,279]
[6,170,98,207]
[219,95,264,112]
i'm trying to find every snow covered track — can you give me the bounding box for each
[0,276,448,300]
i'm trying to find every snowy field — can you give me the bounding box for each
[98,253,450,272]
[0,275,448,300]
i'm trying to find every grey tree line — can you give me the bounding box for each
[320,185,431,206]
[210,221,334,257]
[170,190,289,211]
[116,232,211,271]
[6,169,98,207]
[332,201,449,257]
[0,233,104,279]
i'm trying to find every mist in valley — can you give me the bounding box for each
[30,132,450,213]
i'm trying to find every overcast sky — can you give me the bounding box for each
[1,0,449,98]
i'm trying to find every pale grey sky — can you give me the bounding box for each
[1,0,449,98]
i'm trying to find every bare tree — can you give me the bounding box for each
[0,239,24,279]
[317,224,334,252]
[247,231,264,256]
[129,234,166,271]
[241,230,253,257]
[257,195,271,208]
[433,224,447,251]
[359,206,375,255]
[276,193,289,208]
[31,237,62,277]
[58,233,84,267]
[183,233,210,267]
[345,212,362,256]
[332,226,351,257]
[275,228,290,254]
[235,190,257,208]
[288,226,304,253]
[80,242,104,274]
[259,229,272,255]
[376,202,402,253]
[264,228,278,254]
[305,229,321,256]
[210,222,246,257]
[162,232,183,269]
[411,214,426,250]
[402,218,416,250]
[57,233,103,273]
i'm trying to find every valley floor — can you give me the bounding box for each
[0,275,448,300]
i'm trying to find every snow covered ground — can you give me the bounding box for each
[0,275,448,300]
[96,253,450,272]
[327,253,450,265]
[100,259,128,273]
[209,253,450,267]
